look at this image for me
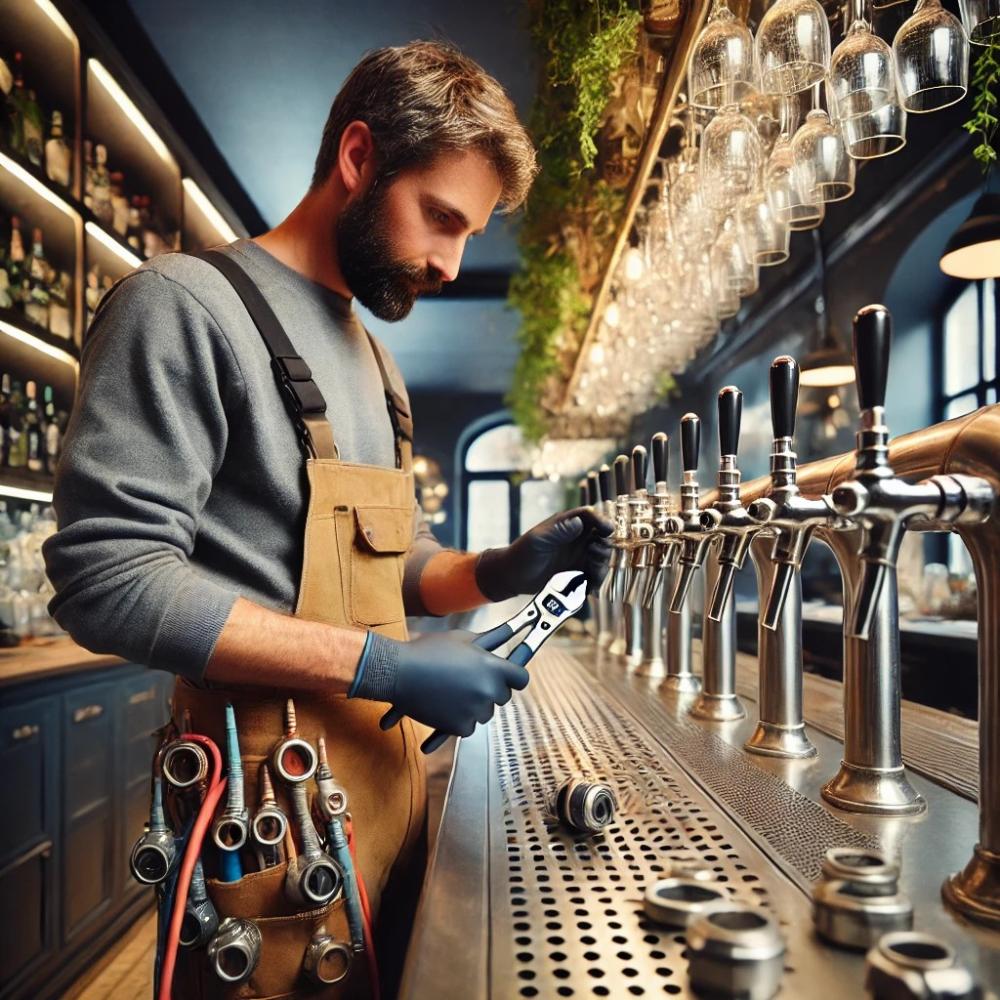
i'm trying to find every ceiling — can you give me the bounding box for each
[127,0,536,393]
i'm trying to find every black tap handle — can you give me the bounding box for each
[578,478,589,506]
[614,455,630,496]
[718,386,743,457]
[586,470,599,506]
[769,356,799,439]
[631,445,648,492]
[598,464,612,503]
[853,304,891,411]
[651,432,668,483]
[680,413,700,472]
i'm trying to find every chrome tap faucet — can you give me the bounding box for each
[589,468,614,648]
[624,445,654,611]
[669,414,713,613]
[604,454,632,657]
[700,387,761,622]
[821,305,993,815]
[641,432,681,610]
[690,390,748,723]
[828,306,993,640]
[748,357,836,631]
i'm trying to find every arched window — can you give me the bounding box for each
[455,414,564,550]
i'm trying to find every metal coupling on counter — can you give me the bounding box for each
[129,774,176,885]
[864,931,984,999]
[251,762,287,870]
[303,923,353,985]
[212,703,249,881]
[813,847,913,950]
[642,877,729,928]
[179,856,219,949]
[686,904,786,1000]
[550,776,618,834]
[669,413,714,613]
[207,917,262,984]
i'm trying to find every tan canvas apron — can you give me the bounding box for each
[166,248,428,999]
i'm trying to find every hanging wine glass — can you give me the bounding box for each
[842,97,907,158]
[958,0,1000,44]
[689,0,757,108]
[893,0,970,112]
[712,215,759,297]
[791,94,855,202]
[737,190,791,265]
[699,104,765,213]
[765,132,826,229]
[756,0,832,96]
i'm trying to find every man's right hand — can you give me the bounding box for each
[348,630,529,737]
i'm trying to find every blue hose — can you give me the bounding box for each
[327,817,365,952]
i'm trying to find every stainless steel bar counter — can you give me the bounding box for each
[399,639,1000,999]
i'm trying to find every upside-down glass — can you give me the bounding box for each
[737,190,791,265]
[842,96,907,158]
[689,0,757,108]
[958,0,1000,44]
[699,104,765,212]
[765,133,826,229]
[671,147,715,248]
[712,215,759,298]
[828,0,896,118]
[756,0,832,95]
[791,108,855,201]
[893,0,969,112]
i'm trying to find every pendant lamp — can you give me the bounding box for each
[939,192,1000,279]
[800,232,855,387]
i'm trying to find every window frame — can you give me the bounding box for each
[937,277,1000,421]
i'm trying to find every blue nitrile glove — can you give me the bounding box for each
[349,630,529,738]
[474,506,614,602]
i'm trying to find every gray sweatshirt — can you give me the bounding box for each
[42,239,442,682]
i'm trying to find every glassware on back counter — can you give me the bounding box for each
[0,503,63,644]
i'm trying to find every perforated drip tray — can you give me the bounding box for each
[400,643,998,999]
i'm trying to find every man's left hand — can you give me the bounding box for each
[474,506,614,602]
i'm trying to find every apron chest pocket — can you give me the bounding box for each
[335,504,411,628]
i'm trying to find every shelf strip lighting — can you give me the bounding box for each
[0,482,54,504]
[0,151,79,221]
[183,177,238,243]
[0,317,78,370]
[34,0,77,44]
[88,59,174,166]
[85,221,142,269]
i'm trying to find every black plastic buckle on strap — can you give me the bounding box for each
[383,390,413,468]
[272,355,328,456]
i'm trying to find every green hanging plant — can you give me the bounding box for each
[506,0,642,442]
[965,37,1000,170]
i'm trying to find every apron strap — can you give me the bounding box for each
[366,332,414,473]
[190,248,338,461]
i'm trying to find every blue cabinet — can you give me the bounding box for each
[0,662,172,1000]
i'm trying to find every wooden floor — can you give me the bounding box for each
[62,910,156,1000]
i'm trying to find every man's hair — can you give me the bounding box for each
[311,40,537,213]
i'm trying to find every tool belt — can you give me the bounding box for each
[141,681,426,1000]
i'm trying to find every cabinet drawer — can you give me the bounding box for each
[63,808,113,945]
[0,841,52,988]
[0,699,54,864]
[63,682,115,819]
[121,672,170,743]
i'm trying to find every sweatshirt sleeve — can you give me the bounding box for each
[42,266,247,681]
[402,503,446,616]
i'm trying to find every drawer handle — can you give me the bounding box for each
[73,704,104,723]
[12,724,40,741]
[128,688,156,706]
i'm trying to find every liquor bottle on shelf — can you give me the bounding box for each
[24,228,50,329]
[45,110,71,188]
[0,373,10,467]
[110,171,129,235]
[6,379,25,469]
[126,196,143,252]
[85,264,101,326]
[6,52,27,157]
[24,381,42,473]
[92,144,113,226]
[6,215,25,303]
[83,139,94,210]
[48,270,71,340]
[43,385,60,473]
[23,89,44,167]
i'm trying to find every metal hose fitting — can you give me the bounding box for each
[643,877,729,928]
[207,917,261,984]
[864,931,984,999]
[315,736,348,821]
[161,739,209,790]
[251,762,287,870]
[179,857,219,949]
[129,774,176,885]
[212,704,249,855]
[271,698,318,784]
[551,776,617,834]
[303,923,353,985]
[285,782,343,907]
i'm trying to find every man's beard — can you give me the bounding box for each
[336,178,443,322]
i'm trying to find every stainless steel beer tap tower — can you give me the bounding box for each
[690,388,749,723]
[594,465,615,648]
[603,454,631,657]
[744,357,819,758]
[822,306,993,815]
[668,414,713,615]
